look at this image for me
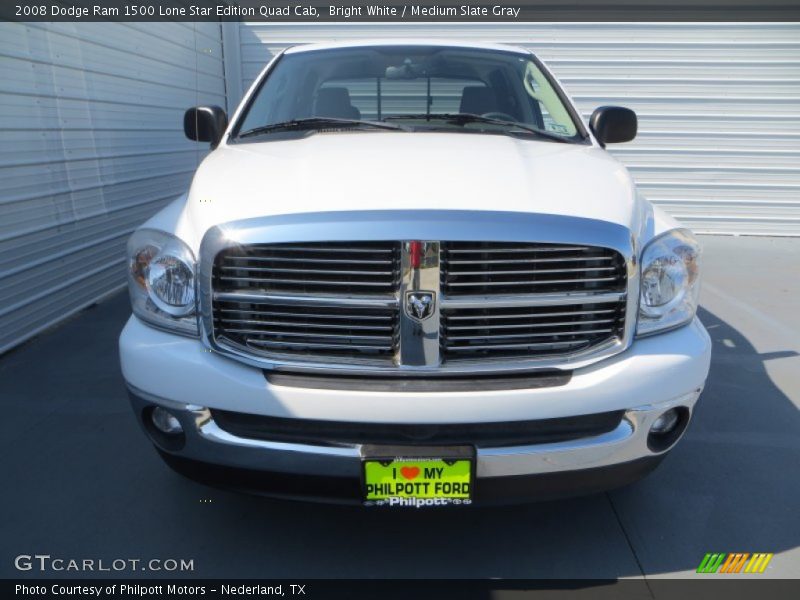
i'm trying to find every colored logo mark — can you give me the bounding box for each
[697,553,773,574]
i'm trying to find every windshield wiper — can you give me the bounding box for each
[383,113,571,143]
[237,117,404,138]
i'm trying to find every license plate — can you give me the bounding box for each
[362,446,474,507]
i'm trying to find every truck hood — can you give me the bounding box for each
[177,132,639,248]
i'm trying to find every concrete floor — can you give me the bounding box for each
[0,235,798,581]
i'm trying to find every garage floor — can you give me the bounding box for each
[1,235,798,581]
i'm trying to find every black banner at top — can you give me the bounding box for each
[5,0,800,22]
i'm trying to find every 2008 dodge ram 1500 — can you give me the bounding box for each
[119,41,711,506]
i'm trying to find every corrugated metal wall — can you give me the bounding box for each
[229,22,800,236]
[0,22,226,354]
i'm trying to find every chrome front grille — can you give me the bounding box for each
[441,242,626,295]
[212,242,400,363]
[440,300,627,360]
[214,242,401,295]
[438,242,627,361]
[213,300,398,360]
[207,236,630,372]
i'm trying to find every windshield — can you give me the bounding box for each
[234,45,585,142]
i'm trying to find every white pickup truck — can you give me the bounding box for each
[119,41,711,507]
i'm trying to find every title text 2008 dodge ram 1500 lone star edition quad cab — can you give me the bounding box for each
[119,41,711,507]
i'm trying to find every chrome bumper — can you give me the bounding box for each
[129,385,701,481]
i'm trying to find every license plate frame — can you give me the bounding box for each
[360,444,476,507]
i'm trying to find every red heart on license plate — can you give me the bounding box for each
[400,466,420,480]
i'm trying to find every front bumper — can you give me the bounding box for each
[120,315,711,504]
[129,387,690,504]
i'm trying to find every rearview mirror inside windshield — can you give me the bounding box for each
[385,58,425,79]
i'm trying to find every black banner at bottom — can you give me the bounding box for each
[5,579,800,600]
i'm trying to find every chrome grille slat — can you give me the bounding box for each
[226,329,391,341]
[447,340,590,351]
[447,246,590,253]
[221,319,395,331]
[226,256,391,265]
[214,292,396,308]
[447,329,615,341]
[442,292,625,308]
[219,266,395,276]
[218,308,391,321]
[447,256,616,265]
[446,308,616,320]
[452,266,617,275]
[244,246,395,254]
[446,318,616,331]
[218,276,395,287]
[445,277,619,287]
[247,339,394,351]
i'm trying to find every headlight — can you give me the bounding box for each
[637,228,701,337]
[127,229,198,336]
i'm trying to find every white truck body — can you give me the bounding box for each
[119,41,710,505]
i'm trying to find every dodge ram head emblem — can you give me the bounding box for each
[405,291,435,321]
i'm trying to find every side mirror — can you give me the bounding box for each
[589,106,637,146]
[184,106,228,147]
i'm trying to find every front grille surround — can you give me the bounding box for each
[197,211,638,375]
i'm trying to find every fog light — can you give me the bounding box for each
[151,407,183,435]
[651,409,680,434]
